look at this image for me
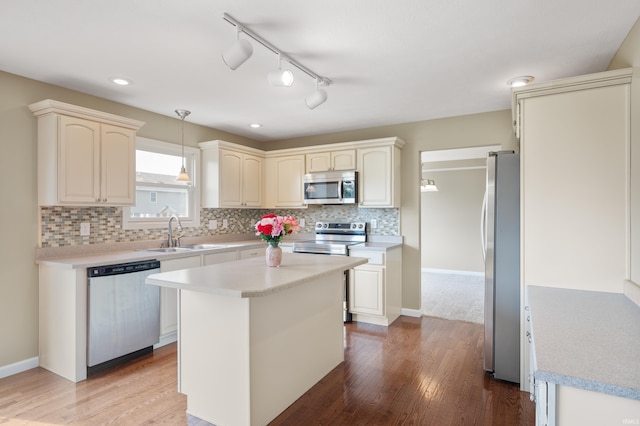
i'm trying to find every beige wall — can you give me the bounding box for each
[421,168,486,273]
[0,70,259,368]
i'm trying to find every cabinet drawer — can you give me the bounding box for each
[240,247,263,259]
[350,250,384,265]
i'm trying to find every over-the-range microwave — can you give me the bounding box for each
[303,170,358,205]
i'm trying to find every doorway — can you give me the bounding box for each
[420,145,499,324]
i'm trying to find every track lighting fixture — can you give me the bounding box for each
[222,26,253,70]
[306,78,328,109]
[222,13,331,108]
[268,54,294,87]
[175,109,191,183]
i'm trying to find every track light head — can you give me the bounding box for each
[222,35,253,70]
[268,68,294,86]
[306,88,328,109]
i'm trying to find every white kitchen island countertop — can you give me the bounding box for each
[146,252,368,298]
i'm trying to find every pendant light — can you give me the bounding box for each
[175,109,191,183]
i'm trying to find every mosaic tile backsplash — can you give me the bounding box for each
[40,205,400,247]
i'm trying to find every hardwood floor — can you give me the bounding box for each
[0,316,534,425]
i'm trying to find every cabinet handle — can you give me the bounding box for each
[526,330,532,343]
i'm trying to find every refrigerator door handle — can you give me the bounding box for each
[481,189,487,261]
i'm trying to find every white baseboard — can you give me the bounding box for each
[0,356,39,379]
[154,331,177,349]
[401,308,423,318]
[422,268,484,277]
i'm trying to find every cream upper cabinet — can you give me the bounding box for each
[264,154,306,208]
[357,145,402,208]
[306,149,356,172]
[29,100,144,206]
[515,69,631,294]
[199,141,264,208]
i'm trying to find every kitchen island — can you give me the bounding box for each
[146,253,368,426]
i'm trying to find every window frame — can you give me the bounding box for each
[122,137,200,230]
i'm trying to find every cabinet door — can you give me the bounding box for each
[203,250,238,265]
[521,84,628,292]
[306,152,331,172]
[160,256,201,336]
[350,265,384,316]
[358,146,393,207]
[219,149,243,207]
[100,124,136,205]
[58,115,101,203]
[332,150,356,170]
[242,154,263,207]
[273,155,306,207]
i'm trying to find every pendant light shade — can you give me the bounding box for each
[222,27,253,70]
[175,109,191,183]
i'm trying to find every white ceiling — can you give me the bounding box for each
[2,1,639,142]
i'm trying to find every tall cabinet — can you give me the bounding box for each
[29,100,144,206]
[514,68,634,423]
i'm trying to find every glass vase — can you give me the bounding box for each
[266,244,282,267]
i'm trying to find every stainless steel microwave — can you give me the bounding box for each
[303,170,358,205]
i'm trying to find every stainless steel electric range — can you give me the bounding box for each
[293,221,367,321]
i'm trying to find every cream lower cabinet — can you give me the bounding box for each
[349,246,402,326]
[203,250,239,265]
[264,154,306,208]
[29,99,144,206]
[160,256,201,339]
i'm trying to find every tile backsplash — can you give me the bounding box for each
[40,205,399,247]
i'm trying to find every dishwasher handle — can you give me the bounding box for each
[88,260,160,278]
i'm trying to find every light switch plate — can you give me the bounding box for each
[222,219,229,228]
[80,222,90,236]
[209,219,218,230]
[371,219,377,229]
[300,219,305,227]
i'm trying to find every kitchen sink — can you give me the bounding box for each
[144,247,195,253]
[182,244,227,250]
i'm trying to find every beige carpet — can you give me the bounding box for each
[421,271,484,324]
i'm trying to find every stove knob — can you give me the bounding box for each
[323,223,329,229]
[316,223,322,229]
[358,223,364,229]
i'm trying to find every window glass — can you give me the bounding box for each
[122,138,200,229]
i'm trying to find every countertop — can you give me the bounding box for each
[527,285,640,400]
[146,253,368,298]
[35,240,265,269]
[351,242,402,251]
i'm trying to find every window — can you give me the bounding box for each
[123,137,200,230]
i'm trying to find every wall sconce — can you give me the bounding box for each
[421,179,438,192]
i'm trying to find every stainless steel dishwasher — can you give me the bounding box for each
[87,260,161,372]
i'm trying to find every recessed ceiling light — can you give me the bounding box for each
[507,76,534,88]
[111,77,131,86]
[250,123,262,128]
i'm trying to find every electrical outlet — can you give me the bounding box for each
[222,219,229,228]
[371,219,377,229]
[299,219,305,227]
[80,222,90,236]
[209,219,218,230]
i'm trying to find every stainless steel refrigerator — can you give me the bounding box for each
[481,151,520,383]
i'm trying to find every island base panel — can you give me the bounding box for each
[180,271,345,426]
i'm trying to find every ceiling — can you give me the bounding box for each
[2,1,639,142]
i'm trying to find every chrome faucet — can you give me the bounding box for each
[167,214,183,247]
